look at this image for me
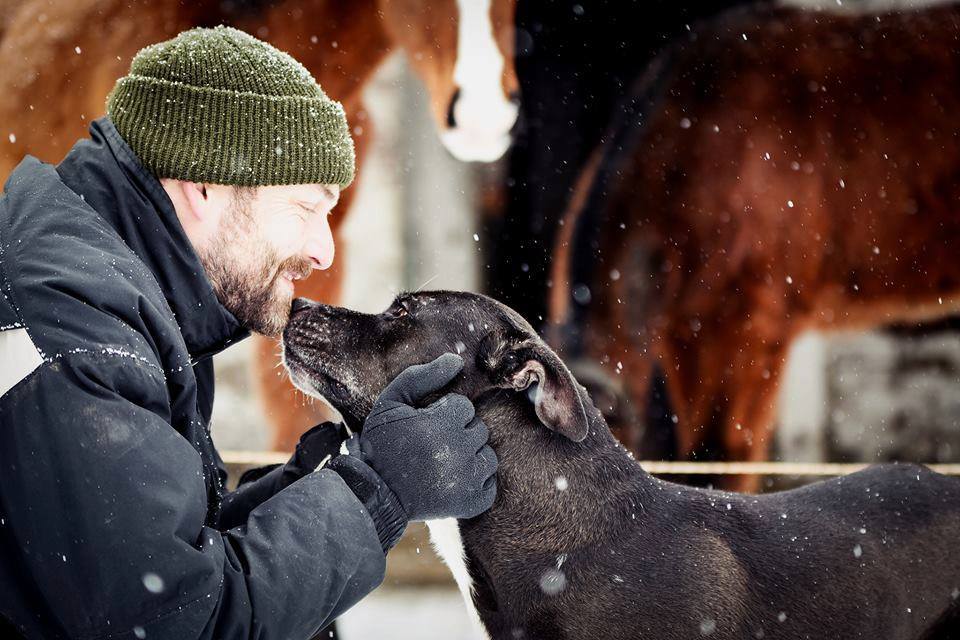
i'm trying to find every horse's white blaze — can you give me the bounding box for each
[426,518,490,639]
[444,0,518,162]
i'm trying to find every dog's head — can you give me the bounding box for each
[281,291,590,442]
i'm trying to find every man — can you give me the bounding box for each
[0,26,497,639]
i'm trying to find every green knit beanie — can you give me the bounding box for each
[106,26,355,188]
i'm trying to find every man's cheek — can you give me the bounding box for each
[264,216,305,251]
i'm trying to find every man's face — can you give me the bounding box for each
[196,183,340,337]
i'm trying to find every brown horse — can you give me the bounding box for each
[550,2,960,492]
[0,0,518,450]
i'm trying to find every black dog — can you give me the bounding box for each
[282,291,960,640]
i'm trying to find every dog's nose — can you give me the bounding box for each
[290,297,316,319]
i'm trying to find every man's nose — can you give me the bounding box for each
[304,215,335,270]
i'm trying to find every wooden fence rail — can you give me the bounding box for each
[220,450,960,478]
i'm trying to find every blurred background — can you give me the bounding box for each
[4,0,960,637]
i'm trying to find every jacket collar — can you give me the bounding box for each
[55,118,249,362]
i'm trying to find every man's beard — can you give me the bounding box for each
[196,197,311,337]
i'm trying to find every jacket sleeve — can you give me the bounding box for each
[0,352,385,640]
[217,423,349,531]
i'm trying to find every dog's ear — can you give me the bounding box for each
[487,337,589,442]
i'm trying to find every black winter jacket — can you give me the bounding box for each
[0,119,390,639]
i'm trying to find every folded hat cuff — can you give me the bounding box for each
[107,75,356,187]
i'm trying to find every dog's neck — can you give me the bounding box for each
[470,390,661,550]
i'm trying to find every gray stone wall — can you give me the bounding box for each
[776,329,960,465]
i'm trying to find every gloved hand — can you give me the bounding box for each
[286,421,350,475]
[345,353,498,521]
[219,422,349,530]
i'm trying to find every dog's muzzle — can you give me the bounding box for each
[290,297,317,320]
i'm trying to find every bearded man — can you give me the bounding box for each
[0,27,496,639]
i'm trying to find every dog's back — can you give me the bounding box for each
[697,463,960,638]
[468,447,960,638]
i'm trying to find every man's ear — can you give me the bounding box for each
[179,181,211,223]
[490,337,589,442]
[163,180,234,250]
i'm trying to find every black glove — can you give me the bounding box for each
[343,353,498,522]
[285,421,351,476]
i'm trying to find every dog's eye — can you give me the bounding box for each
[385,300,409,319]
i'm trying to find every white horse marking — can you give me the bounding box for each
[444,0,518,162]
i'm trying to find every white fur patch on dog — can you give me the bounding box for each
[0,328,42,397]
[426,518,490,639]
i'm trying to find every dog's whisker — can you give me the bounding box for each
[414,273,440,292]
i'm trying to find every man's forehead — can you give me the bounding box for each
[316,184,340,200]
[295,183,339,201]
[258,183,339,201]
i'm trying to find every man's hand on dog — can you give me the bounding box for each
[346,353,498,521]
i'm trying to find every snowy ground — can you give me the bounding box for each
[338,588,477,640]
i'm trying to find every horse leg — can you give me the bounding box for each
[640,360,679,461]
[620,350,665,458]
[712,334,791,493]
[661,314,792,492]
[657,330,727,465]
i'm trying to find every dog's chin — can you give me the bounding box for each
[282,351,368,430]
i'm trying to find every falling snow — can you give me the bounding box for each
[539,568,567,596]
[700,618,716,635]
[142,573,164,594]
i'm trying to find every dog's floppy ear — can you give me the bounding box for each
[489,337,589,442]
